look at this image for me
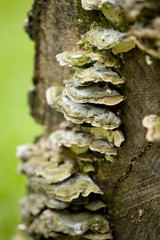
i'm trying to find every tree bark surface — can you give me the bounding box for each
[26,0,160,239]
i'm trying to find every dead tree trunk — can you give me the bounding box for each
[14,1,160,240]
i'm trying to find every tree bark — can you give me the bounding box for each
[15,0,160,239]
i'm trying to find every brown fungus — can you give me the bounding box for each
[46,87,122,130]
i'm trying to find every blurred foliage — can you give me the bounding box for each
[0,1,42,239]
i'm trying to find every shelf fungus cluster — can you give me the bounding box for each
[41,2,129,240]
[17,0,160,239]
[13,0,160,240]
[16,140,113,240]
[15,1,134,240]
[49,123,124,156]
[46,6,128,162]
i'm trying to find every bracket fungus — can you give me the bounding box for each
[49,125,124,155]
[71,63,124,86]
[16,0,135,239]
[20,194,46,221]
[78,161,95,173]
[56,50,121,68]
[16,0,160,239]
[12,226,30,240]
[84,200,106,211]
[84,232,113,240]
[78,28,124,50]
[86,51,121,68]
[81,0,117,10]
[18,152,76,184]
[85,126,124,147]
[77,152,97,162]
[29,174,103,202]
[34,158,75,184]
[56,51,93,67]
[20,194,69,222]
[46,87,121,130]
[16,144,35,162]
[44,0,129,235]
[49,129,116,155]
[29,209,110,237]
[65,81,124,106]
[129,17,160,60]
[142,115,160,142]
[81,0,125,27]
[78,27,135,54]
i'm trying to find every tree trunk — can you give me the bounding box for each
[14,1,160,239]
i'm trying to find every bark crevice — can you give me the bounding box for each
[113,142,152,192]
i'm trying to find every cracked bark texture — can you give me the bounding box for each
[25,0,160,239]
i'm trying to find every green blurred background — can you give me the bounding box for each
[0,1,42,239]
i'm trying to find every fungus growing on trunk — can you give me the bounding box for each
[143,114,160,142]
